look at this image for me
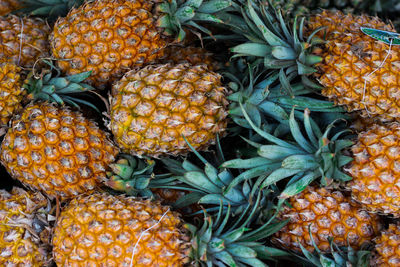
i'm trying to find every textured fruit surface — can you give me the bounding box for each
[0,102,119,200]
[373,224,400,266]
[50,0,166,89]
[52,193,189,266]
[0,0,22,15]
[308,11,400,121]
[348,122,400,216]
[0,61,24,127]
[273,186,381,252]
[0,187,50,266]
[0,15,50,68]
[110,63,229,157]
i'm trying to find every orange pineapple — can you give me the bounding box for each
[347,122,400,216]
[307,11,400,122]
[373,224,400,266]
[273,186,382,252]
[50,0,230,89]
[0,15,50,68]
[110,63,229,157]
[1,102,119,200]
[52,193,190,266]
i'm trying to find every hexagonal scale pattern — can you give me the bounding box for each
[0,103,119,200]
[52,193,190,266]
[273,186,381,252]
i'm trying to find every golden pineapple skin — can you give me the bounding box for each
[110,63,229,157]
[0,102,119,200]
[373,224,400,266]
[52,193,190,266]
[50,0,167,89]
[0,15,50,68]
[348,122,400,216]
[0,187,50,266]
[0,0,22,15]
[308,11,400,121]
[273,186,382,252]
[0,61,25,127]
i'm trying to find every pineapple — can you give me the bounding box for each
[0,187,52,266]
[0,0,21,15]
[50,0,231,89]
[52,192,283,266]
[0,60,25,127]
[1,102,119,200]
[307,11,400,122]
[110,63,229,157]
[373,223,400,266]
[347,122,400,216]
[273,186,382,253]
[0,15,50,68]
[227,2,400,122]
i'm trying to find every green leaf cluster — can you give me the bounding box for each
[23,60,98,111]
[298,226,372,267]
[222,106,353,200]
[15,0,84,21]
[156,0,232,41]
[225,61,344,132]
[105,154,175,198]
[220,0,324,89]
[187,198,291,266]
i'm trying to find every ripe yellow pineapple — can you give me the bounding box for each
[273,186,382,252]
[307,11,400,122]
[52,193,190,266]
[0,102,119,200]
[0,187,51,266]
[0,60,25,127]
[50,0,230,89]
[0,15,50,68]
[373,224,400,266]
[110,63,229,157]
[347,122,400,216]
[0,0,21,15]
[52,192,278,266]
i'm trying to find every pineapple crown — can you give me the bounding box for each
[156,0,233,41]
[15,0,85,21]
[105,154,176,198]
[225,61,344,131]
[296,226,372,267]
[187,197,290,266]
[224,0,324,89]
[160,137,273,216]
[24,61,98,111]
[222,107,354,201]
